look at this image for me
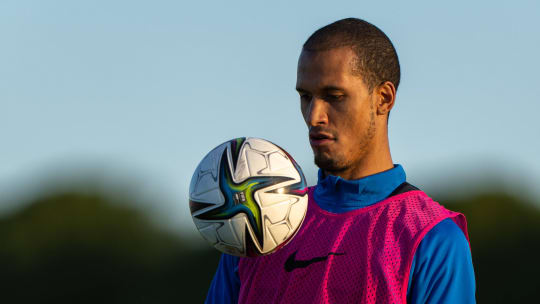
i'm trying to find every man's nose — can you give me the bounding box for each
[305,98,328,127]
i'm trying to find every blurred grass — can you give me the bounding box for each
[0,180,538,303]
[0,191,221,303]
[440,192,540,303]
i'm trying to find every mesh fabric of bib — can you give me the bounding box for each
[238,187,469,304]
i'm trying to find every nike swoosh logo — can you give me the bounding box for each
[284,250,345,272]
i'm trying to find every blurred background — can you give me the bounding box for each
[1,0,539,303]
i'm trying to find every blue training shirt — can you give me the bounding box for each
[205,165,476,303]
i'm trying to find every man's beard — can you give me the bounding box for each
[313,109,376,174]
[314,151,349,173]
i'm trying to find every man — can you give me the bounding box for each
[206,18,475,303]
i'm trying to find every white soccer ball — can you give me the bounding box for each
[189,137,308,257]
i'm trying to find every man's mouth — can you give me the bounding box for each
[309,131,335,146]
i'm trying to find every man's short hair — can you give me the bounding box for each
[303,18,400,92]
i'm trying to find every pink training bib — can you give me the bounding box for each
[238,187,468,304]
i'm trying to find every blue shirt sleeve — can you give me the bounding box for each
[407,218,476,303]
[205,253,241,304]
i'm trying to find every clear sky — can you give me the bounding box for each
[1,0,539,234]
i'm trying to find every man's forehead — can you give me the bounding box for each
[298,47,355,69]
[296,47,360,89]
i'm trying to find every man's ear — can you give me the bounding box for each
[375,81,396,116]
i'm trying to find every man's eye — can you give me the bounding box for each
[326,94,344,101]
[300,94,312,102]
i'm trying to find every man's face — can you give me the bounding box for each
[296,47,377,175]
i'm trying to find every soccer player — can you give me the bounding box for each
[205,18,475,303]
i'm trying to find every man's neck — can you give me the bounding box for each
[325,141,393,180]
[324,162,393,180]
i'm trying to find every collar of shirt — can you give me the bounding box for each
[313,164,406,213]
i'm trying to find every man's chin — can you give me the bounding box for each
[314,154,346,172]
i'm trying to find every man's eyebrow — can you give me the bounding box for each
[321,85,345,92]
[296,85,345,92]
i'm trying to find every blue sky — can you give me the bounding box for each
[1,0,539,234]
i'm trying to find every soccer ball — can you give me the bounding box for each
[189,137,308,257]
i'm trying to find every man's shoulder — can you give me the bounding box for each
[423,218,469,248]
[388,182,420,197]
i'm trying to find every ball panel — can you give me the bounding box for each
[244,138,275,153]
[263,199,292,224]
[193,219,220,245]
[215,242,243,256]
[245,149,268,176]
[262,218,278,253]
[289,194,308,231]
[256,191,299,208]
[189,188,224,215]
[231,152,250,184]
[216,218,242,248]
[189,142,226,193]
[189,142,227,208]
[268,151,297,176]
[200,143,226,172]
[269,222,290,243]
[193,172,218,195]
